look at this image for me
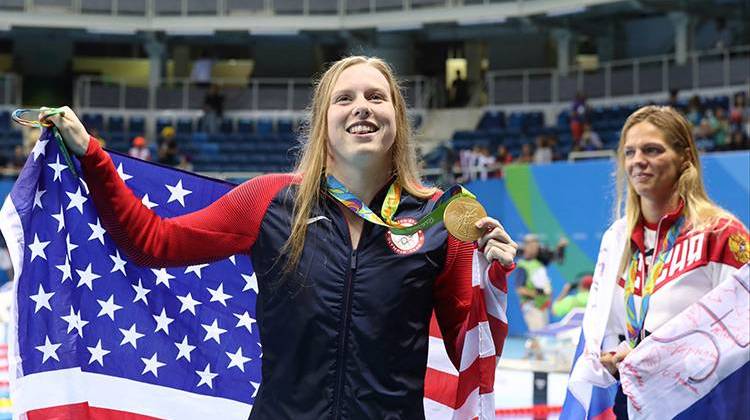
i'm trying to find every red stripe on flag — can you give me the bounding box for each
[425,356,497,408]
[487,315,508,357]
[27,403,161,420]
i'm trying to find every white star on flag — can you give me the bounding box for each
[88,218,107,244]
[28,234,51,262]
[87,340,111,366]
[184,264,209,279]
[201,319,227,344]
[51,205,66,232]
[56,256,72,283]
[61,306,88,337]
[31,138,49,161]
[33,187,46,209]
[166,179,192,206]
[177,292,202,315]
[152,268,175,288]
[76,263,102,290]
[234,311,256,334]
[251,381,260,398]
[65,186,88,214]
[35,336,61,363]
[195,364,218,389]
[141,193,158,209]
[141,353,166,378]
[116,162,133,182]
[153,308,175,335]
[132,278,151,304]
[226,347,252,372]
[66,233,79,259]
[48,155,67,182]
[29,284,55,313]
[119,323,145,349]
[175,336,196,362]
[96,295,123,321]
[242,273,258,293]
[110,250,127,275]
[207,283,232,306]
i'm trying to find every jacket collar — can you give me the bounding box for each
[630,199,685,253]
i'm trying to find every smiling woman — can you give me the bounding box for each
[39,55,519,419]
[571,105,749,420]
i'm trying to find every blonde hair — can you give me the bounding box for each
[283,56,434,272]
[614,105,736,272]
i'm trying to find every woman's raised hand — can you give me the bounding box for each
[475,217,517,267]
[39,106,90,157]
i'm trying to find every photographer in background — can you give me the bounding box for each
[515,234,568,331]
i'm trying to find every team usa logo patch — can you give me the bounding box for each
[728,232,749,264]
[386,217,425,255]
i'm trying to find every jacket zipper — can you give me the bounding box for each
[333,248,357,419]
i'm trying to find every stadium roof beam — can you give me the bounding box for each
[0,0,627,34]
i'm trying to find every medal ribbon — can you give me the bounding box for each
[326,175,475,236]
[13,108,78,178]
[623,217,684,348]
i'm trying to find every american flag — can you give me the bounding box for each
[0,129,507,419]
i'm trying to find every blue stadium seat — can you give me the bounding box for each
[176,118,193,133]
[129,116,146,135]
[237,118,255,134]
[0,111,11,133]
[220,118,234,134]
[277,119,294,134]
[108,115,125,134]
[256,118,274,135]
[82,113,104,131]
[476,110,505,130]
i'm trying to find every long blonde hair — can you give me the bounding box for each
[283,56,434,272]
[614,105,735,272]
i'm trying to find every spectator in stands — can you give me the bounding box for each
[685,95,703,127]
[552,272,592,318]
[729,92,748,133]
[158,126,176,147]
[190,51,213,88]
[450,69,469,107]
[476,146,495,181]
[495,145,513,165]
[517,143,533,164]
[128,136,151,161]
[579,123,603,151]
[724,129,750,151]
[157,135,181,167]
[570,92,590,143]
[694,117,715,150]
[666,89,682,111]
[533,135,553,164]
[710,107,730,148]
[201,84,224,134]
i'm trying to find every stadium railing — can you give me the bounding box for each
[487,45,750,105]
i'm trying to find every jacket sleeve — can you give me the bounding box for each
[79,138,292,267]
[432,235,513,369]
[707,219,749,288]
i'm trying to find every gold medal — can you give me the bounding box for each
[443,196,487,242]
